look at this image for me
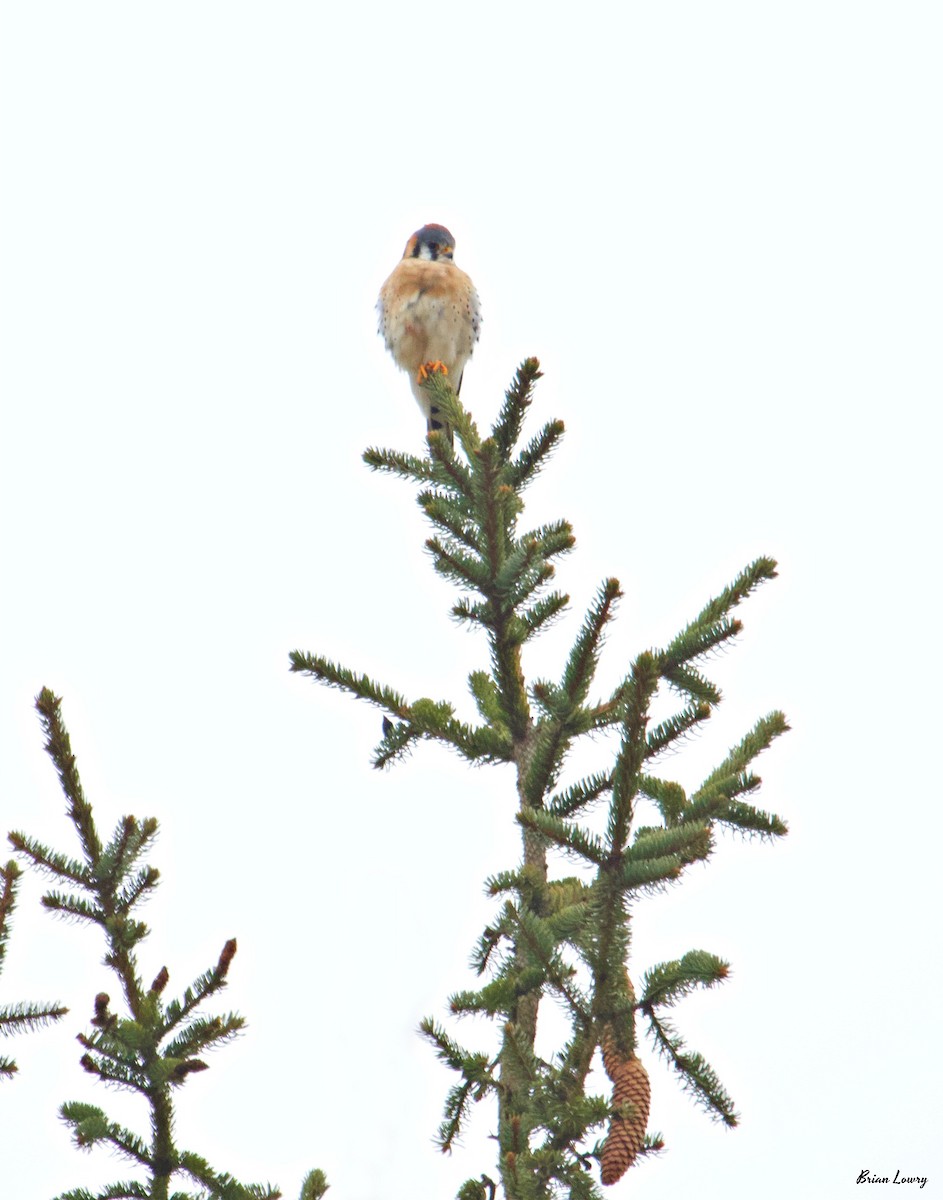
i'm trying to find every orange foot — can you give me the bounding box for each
[417,360,449,382]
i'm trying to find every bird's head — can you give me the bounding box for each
[404,223,456,262]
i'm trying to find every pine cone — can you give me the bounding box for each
[600,1051,651,1186]
[600,1027,622,1081]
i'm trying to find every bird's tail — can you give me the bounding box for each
[411,375,455,446]
[426,407,453,446]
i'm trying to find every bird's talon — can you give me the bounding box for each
[418,360,449,382]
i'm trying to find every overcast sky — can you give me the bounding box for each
[2,4,940,1198]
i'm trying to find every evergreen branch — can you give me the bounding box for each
[420,1017,496,1150]
[509,908,590,1021]
[162,941,238,1033]
[469,671,510,728]
[660,558,777,673]
[580,695,624,732]
[427,442,477,500]
[645,1010,738,1126]
[494,538,545,599]
[684,773,762,825]
[520,712,577,806]
[636,1132,667,1158]
[35,688,103,864]
[605,653,661,853]
[659,617,743,673]
[693,711,790,798]
[99,818,159,891]
[561,580,622,708]
[408,700,514,762]
[628,823,711,865]
[0,999,69,1037]
[162,1013,246,1059]
[102,916,149,954]
[713,799,788,838]
[515,521,577,572]
[546,876,592,912]
[60,1102,112,1135]
[371,719,422,769]
[362,445,439,483]
[7,831,92,886]
[641,951,730,1008]
[547,773,613,819]
[54,1185,149,1200]
[61,1101,152,1163]
[287,653,408,718]
[423,371,483,457]
[114,866,161,914]
[544,898,592,949]
[619,854,683,892]
[419,491,482,553]
[427,536,491,590]
[299,1169,330,1200]
[519,591,570,640]
[452,596,493,626]
[645,703,711,759]
[0,860,20,957]
[637,775,687,824]
[661,664,722,706]
[517,810,608,866]
[39,890,107,924]
[78,1051,148,1092]
[497,1021,545,1115]
[77,1028,144,1072]
[419,1016,476,1074]
[373,701,512,768]
[530,680,568,722]
[177,1150,282,1199]
[437,1078,481,1153]
[505,562,556,616]
[471,909,517,975]
[484,870,527,898]
[450,973,540,1018]
[507,421,566,492]
[689,556,778,629]
[493,357,543,464]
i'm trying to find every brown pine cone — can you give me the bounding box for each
[600,1053,651,1186]
[600,1027,623,1080]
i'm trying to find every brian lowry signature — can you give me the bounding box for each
[858,1170,927,1189]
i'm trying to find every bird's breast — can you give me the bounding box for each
[379,260,479,375]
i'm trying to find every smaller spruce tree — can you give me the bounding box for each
[9,688,328,1200]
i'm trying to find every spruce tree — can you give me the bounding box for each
[9,688,328,1200]
[291,362,788,1199]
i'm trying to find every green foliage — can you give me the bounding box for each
[293,364,788,1198]
[0,857,68,1079]
[298,1170,329,1200]
[9,688,323,1200]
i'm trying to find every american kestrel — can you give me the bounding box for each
[377,223,481,442]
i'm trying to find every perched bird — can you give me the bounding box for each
[377,223,481,442]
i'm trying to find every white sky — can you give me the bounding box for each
[1,3,940,1198]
